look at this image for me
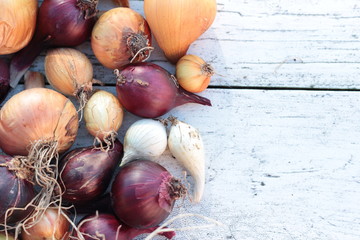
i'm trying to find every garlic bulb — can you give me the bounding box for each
[121,119,167,166]
[176,54,215,93]
[168,118,205,203]
[84,90,124,147]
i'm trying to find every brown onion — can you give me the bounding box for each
[91,7,152,70]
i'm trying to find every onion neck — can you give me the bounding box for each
[174,87,212,107]
[201,63,215,77]
[127,33,154,63]
[77,0,99,19]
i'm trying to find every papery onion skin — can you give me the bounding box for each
[84,90,124,142]
[9,0,98,88]
[144,0,217,63]
[77,213,176,240]
[45,48,93,97]
[176,54,215,93]
[111,160,186,229]
[0,155,35,225]
[0,88,78,156]
[0,0,37,55]
[115,62,211,118]
[91,7,152,70]
[59,139,123,204]
[0,59,10,104]
[21,208,70,240]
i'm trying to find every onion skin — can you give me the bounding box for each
[0,0,37,55]
[144,0,217,63]
[91,7,152,70]
[77,213,176,240]
[21,208,70,240]
[111,160,186,229]
[115,62,211,118]
[0,88,78,156]
[0,155,35,225]
[59,139,123,204]
[9,0,98,88]
[0,59,10,104]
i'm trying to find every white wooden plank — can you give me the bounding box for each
[2,87,360,239]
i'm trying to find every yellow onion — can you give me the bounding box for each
[144,0,217,63]
[0,88,78,156]
[0,0,37,55]
[91,7,152,70]
[45,48,93,97]
[24,71,45,89]
[21,208,70,240]
[176,54,214,93]
[84,90,124,146]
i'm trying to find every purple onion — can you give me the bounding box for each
[115,62,211,118]
[0,155,35,225]
[0,59,10,104]
[10,0,98,88]
[111,160,186,229]
[59,139,123,204]
[77,213,175,240]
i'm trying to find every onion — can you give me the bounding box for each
[144,0,217,63]
[21,208,70,240]
[59,139,123,204]
[0,59,10,104]
[115,62,211,118]
[0,0,37,55]
[0,155,35,225]
[176,54,215,93]
[0,233,15,240]
[0,88,78,156]
[9,0,98,88]
[84,90,124,147]
[91,7,152,70]
[111,160,187,229]
[77,213,175,240]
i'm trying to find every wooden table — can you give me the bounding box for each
[1,0,360,239]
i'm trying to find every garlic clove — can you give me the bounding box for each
[121,119,168,166]
[168,117,205,203]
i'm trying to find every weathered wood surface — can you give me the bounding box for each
[1,0,360,239]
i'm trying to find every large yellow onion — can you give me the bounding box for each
[0,88,78,156]
[144,0,217,63]
[0,0,38,55]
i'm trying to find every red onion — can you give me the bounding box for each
[0,59,10,104]
[59,139,123,204]
[0,155,35,225]
[10,0,98,88]
[77,213,175,240]
[111,160,187,229]
[115,62,211,118]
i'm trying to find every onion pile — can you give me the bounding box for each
[1,0,218,237]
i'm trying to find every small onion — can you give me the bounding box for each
[176,54,215,93]
[21,208,70,240]
[115,62,211,118]
[59,139,123,204]
[111,160,187,229]
[0,155,35,225]
[77,213,176,240]
[45,48,94,113]
[0,0,37,55]
[0,59,10,104]
[91,7,152,70]
[84,90,124,146]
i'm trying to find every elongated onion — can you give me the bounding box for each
[45,48,94,115]
[0,0,37,55]
[176,54,214,93]
[84,90,124,147]
[91,7,152,69]
[144,0,217,63]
